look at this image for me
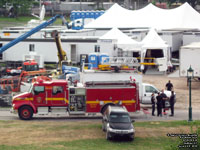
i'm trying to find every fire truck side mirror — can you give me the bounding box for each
[33,90,39,95]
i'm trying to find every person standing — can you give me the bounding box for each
[156,92,162,117]
[151,93,156,116]
[169,91,175,116]
[165,80,173,91]
[160,89,168,114]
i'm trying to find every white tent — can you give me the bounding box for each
[141,29,170,71]
[141,28,169,50]
[99,27,142,51]
[85,3,200,30]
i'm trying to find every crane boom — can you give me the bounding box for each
[52,30,67,64]
[0,15,66,54]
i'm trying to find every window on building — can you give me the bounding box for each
[29,44,35,52]
[117,48,123,57]
[94,45,100,52]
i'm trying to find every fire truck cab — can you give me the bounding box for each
[11,79,140,120]
[23,60,39,72]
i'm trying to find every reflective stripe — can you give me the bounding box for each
[15,97,135,104]
[122,100,136,104]
[15,98,33,101]
[140,63,156,65]
[46,98,65,101]
[86,101,99,104]
[46,98,69,103]
[15,97,68,103]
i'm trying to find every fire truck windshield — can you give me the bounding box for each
[24,65,39,71]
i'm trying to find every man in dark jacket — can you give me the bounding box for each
[160,89,168,114]
[169,91,175,116]
[165,80,173,91]
[151,93,156,116]
[156,92,162,117]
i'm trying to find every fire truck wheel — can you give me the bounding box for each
[18,106,33,120]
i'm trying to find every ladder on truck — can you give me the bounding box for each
[101,57,140,67]
[85,80,133,87]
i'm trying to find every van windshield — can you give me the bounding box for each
[109,113,131,123]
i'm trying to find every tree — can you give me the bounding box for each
[167,0,200,8]
[0,0,34,17]
[180,0,200,8]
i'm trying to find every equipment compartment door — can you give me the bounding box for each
[68,88,86,113]
[69,95,86,112]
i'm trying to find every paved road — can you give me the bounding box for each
[0,107,200,121]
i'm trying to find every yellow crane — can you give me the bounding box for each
[51,30,67,74]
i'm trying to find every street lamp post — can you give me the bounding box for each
[187,66,194,122]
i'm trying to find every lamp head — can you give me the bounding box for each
[187,66,194,78]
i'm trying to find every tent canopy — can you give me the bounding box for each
[99,27,142,51]
[141,29,170,63]
[85,3,200,30]
[141,28,169,48]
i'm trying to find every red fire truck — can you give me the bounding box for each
[11,79,140,120]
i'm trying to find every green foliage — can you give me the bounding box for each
[152,0,156,5]
[0,0,34,16]
[167,0,200,8]
[134,120,200,128]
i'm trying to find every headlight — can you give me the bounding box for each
[12,104,15,108]
[128,128,134,133]
[107,124,113,132]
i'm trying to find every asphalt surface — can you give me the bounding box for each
[0,107,200,121]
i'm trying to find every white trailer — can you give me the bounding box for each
[0,37,114,64]
[180,42,200,78]
[182,31,200,46]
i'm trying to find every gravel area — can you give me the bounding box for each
[143,74,200,110]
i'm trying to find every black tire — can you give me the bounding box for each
[129,133,135,141]
[18,106,33,120]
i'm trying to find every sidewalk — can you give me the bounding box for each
[0,107,200,121]
[131,108,200,121]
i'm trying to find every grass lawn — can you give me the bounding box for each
[0,16,66,29]
[0,120,199,150]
